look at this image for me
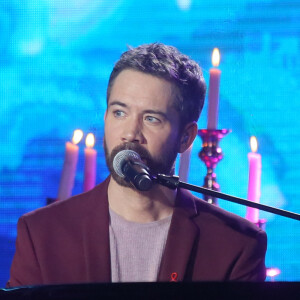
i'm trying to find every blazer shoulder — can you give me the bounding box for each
[22,177,110,225]
[179,189,266,238]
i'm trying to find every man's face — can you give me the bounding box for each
[104,69,182,188]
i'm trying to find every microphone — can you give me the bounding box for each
[113,150,153,191]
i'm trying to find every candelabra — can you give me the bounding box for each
[198,129,268,229]
[198,129,281,280]
[198,129,230,205]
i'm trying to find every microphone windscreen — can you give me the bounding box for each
[113,150,141,177]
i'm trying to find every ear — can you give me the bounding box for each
[178,122,198,153]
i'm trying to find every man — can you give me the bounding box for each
[7,43,267,287]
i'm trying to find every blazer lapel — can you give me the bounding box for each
[157,189,199,282]
[78,179,199,283]
[81,178,111,282]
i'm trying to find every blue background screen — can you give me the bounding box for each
[1,0,300,285]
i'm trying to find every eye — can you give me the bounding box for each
[113,110,125,118]
[145,115,161,124]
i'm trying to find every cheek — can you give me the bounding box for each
[104,123,118,149]
[105,114,120,134]
[148,128,180,154]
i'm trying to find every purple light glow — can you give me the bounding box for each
[266,267,281,278]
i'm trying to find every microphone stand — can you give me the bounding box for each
[155,174,300,222]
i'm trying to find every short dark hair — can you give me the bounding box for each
[107,43,206,128]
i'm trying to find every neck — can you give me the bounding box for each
[107,177,176,223]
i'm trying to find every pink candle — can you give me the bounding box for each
[83,133,97,192]
[207,48,221,129]
[246,136,262,223]
[58,130,83,201]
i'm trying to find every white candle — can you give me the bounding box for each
[207,48,221,129]
[178,144,193,182]
[58,129,83,201]
[246,136,262,223]
[83,133,97,192]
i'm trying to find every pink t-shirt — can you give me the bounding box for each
[109,208,172,282]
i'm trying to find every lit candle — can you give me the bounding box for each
[58,129,83,201]
[83,133,97,192]
[246,136,262,223]
[207,48,221,129]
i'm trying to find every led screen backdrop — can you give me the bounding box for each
[1,0,300,285]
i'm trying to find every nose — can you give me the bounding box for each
[121,116,145,144]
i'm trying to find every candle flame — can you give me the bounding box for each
[212,48,220,67]
[266,268,281,277]
[72,129,83,145]
[250,136,258,153]
[85,133,95,148]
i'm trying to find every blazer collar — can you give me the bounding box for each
[81,179,199,283]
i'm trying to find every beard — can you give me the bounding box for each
[104,138,179,189]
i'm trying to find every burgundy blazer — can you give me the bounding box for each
[7,177,267,287]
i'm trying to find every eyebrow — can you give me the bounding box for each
[108,100,168,119]
[108,100,127,108]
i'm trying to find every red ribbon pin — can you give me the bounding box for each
[170,272,178,282]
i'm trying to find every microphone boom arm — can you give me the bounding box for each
[155,174,300,222]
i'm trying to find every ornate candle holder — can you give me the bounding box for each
[198,129,231,205]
